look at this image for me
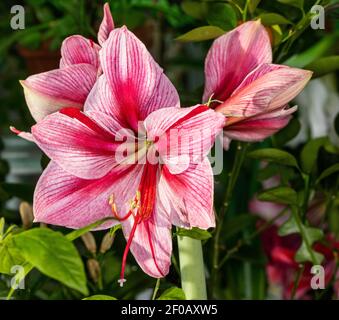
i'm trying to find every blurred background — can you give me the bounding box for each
[0,0,338,300]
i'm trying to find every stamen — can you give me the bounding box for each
[109,194,135,221]
[206,94,223,107]
[117,278,126,287]
[118,215,140,286]
[117,164,158,286]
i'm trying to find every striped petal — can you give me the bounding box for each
[21,64,97,122]
[84,75,128,128]
[144,105,225,173]
[98,2,115,46]
[224,107,297,142]
[121,201,172,278]
[159,158,215,229]
[31,109,123,180]
[60,35,100,69]
[216,64,312,117]
[34,162,142,229]
[203,20,272,103]
[100,27,179,132]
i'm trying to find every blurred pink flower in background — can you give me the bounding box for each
[261,225,339,299]
[203,20,312,149]
[250,171,338,299]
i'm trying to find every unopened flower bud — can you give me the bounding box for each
[19,202,33,229]
[81,232,97,255]
[87,258,101,283]
[100,232,115,254]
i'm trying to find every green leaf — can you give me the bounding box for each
[279,215,299,236]
[316,163,339,183]
[249,0,261,13]
[157,287,186,300]
[0,236,25,274]
[175,227,212,240]
[305,56,339,78]
[274,118,301,146]
[0,218,4,238]
[295,242,323,265]
[66,217,114,241]
[247,148,299,169]
[279,215,324,264]
[176,26,225,42]
[12,228,88,295]
[259,13,292,26]
[270,24,283,46]
[284,34,338,68]
[277,0,304,9]
[207,4,237,31]
[83,295,117,300]
[258,186,298,205]
[300,137,328,174]
[181,1,208,20]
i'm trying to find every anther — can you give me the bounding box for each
[118,278,127,287]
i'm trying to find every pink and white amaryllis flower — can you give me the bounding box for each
[19,3,114,123]
[29,27,225,284]
[203,20,312,148]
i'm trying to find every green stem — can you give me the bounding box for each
[291,264,305,300]
[177,236,207,300]
[291,206,318,265]
[302,174,311,221]
[211,142,248,297]
[151,278,161,300]
[242,0,250,21]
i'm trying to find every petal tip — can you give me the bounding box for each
[9,126,20,135]
[19,79,26,88]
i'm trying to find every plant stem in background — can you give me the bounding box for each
[290,264,305,299]
[291,206,318,265]
[177,236,207,300]
[218,208,289,268]
[301,174,311,221]
[211,142,248,297]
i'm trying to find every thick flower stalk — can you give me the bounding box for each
[18,3,114,123]
[203,20,312,148]
[18,27,225,287]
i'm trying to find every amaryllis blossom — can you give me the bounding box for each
[19,3,114,123]
[203,20,312,148]
[27,27,225,284]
